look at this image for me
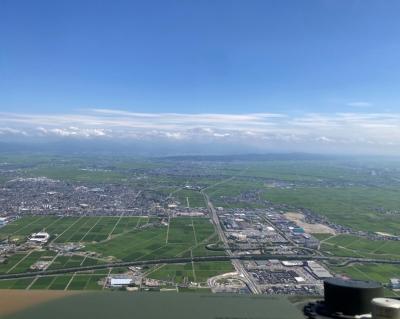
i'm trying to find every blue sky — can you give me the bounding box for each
[1,1,400,154]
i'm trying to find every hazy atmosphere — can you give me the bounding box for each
[1,1,400,155]
[2,2,400,317]
[1,109,400,155]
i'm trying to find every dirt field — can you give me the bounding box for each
[0,290,80,317]
[284,212,336,234]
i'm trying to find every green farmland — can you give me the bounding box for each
[0,216,219,263]
[263,186,400,234]
[148,261,234,284]
[174,189,205,208]
[0,215,234,290]
[330,264,400,297]
[319,234,400,260]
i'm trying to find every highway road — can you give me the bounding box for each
[202,189,267,295]
[1,253,399,280]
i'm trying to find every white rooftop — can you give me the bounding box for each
[110,278,133,286]
[29,232,50,243]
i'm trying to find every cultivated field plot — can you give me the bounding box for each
[263,186,400,234]
[174,189,205,208]
[0,216,219,270]
[0,274,104,291]
[0,216,150,243]
[86,217,216,261]
[148,261,234,284]
[0,215,233,290]
[330,263,400,297]
[0,251,102,275]
[319,234,400,260]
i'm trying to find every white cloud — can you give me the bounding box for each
[0,127,27,136]
[315,136,335,143]
[0,109,400,154]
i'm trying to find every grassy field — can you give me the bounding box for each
[263,186,400,234]
[148,261,234,284]
[0,273,104,291]
[0,258,235,291]
[174,189,205,208]
[329,264,400,297]
[0,216,150,243]
[0,277,35,289]
[318,234,400,261]
[85,217,216,261]
[202,161,400,234]
[0,215,235,289]
[0,216,218,263]
[226,160,400,184]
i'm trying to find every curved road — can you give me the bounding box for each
[201,189,262,294]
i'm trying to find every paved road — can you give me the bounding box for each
[1,254,400,280]
[202,189,264,294]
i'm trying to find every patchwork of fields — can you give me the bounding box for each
[0,215,234,290]
[263,187,400,234]
[148,261,234,284]
[0,216,150,244]
[0,215,220,265]
[318,234,400,260]
[175,189,205,208]
[0,274,103,291]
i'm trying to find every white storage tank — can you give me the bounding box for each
[372,298,400,319]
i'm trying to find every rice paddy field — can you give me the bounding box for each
[0,215,234,290]
[174,189,206,208]
[262,186,400,235]
[0,215,217,258]
[318,234,400,260]
[147,261,234,284]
